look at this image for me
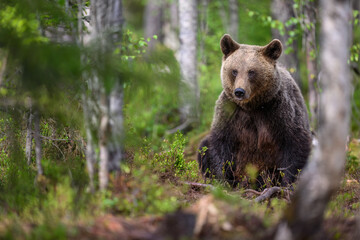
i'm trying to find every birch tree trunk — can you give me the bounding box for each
[177,0,199,131]
[33,110,43,176]
[199,0,209,65]
[163,0,179,52]
[144,0,163,51]
[25,108,33,165]
[304,1,319,130]
[275,0,351,239]
[83,92,97,192]
[228,0,239,39]
[86,0,124,191]
[271,0,300,86]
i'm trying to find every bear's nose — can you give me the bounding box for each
[234,88,246,98]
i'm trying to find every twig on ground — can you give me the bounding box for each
[180,181,215,190]
[255,187,283,203]
[166,119,194,135]
[243,189,262,196]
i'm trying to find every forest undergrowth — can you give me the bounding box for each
[1,126,360,240]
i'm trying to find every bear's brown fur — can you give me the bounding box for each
[197,34,312,187]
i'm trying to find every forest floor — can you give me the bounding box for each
[74,137,360,240]
[1,137,360,240]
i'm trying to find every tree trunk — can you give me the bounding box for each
[163,0,179,52]
[89,0,125,191]
[83,91,96,192]
[25,107,33,165]
[275,0,351,239]
[304,1,319,130]
[228,0,239,39]
[33,110,43,176]
[178,0,198,130]
[271,0,300,86]
[99,94,110,190]
[144,0,163,51]
[199,0,209,65]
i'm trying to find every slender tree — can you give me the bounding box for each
[218,1,239,40]
[176,0,199,132]
[275,0,352,239]
[144,0,163,51]
[85,0,125,190]
[303,1,319,130]
[163,0,179,51]
[199,0,209,65]
[33,110,43,176]
[271,0,300,86]
[228,0,239,39]
[25,106,32,165]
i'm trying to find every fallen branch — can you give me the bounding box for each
[166,119,194,135]
[180,181,215,190]
[243,189,262,196]
[255,187,282,203]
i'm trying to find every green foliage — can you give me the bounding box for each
[350,10,360,63]
[346,152,359,175]
[326,192,357,218]
[101,169,178,216]
[149,132,199,180]
[99,132,199,216]
[118,29,158,59]
[247,1,304,56]
[0,5,47,45]
[123,50,181,142]
[350,43,360,62]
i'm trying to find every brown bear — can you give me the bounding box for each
[197,34,312,187]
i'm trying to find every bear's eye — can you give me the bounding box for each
[232,70,238,77]
[248,70,256,78]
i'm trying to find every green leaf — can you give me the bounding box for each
[113,48,120,54]
[353,10,359,18]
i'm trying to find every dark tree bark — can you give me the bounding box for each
[271,0,300,86]
[275,0,352,239]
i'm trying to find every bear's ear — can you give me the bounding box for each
[220,34,240,59]
[262,39,282,60]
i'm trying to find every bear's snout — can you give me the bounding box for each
[234,88,246,99]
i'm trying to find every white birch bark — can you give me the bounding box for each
[89,0,124,191]
[199,0,209,65]
[163,0,179,52]
[178,0,199,128]
[144,0,163,51]
[228,0,239,39]
[275,0,352,239]
[25,109,33,165]
[33,110,43,176]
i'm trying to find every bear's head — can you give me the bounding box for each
[220,34,282,109]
